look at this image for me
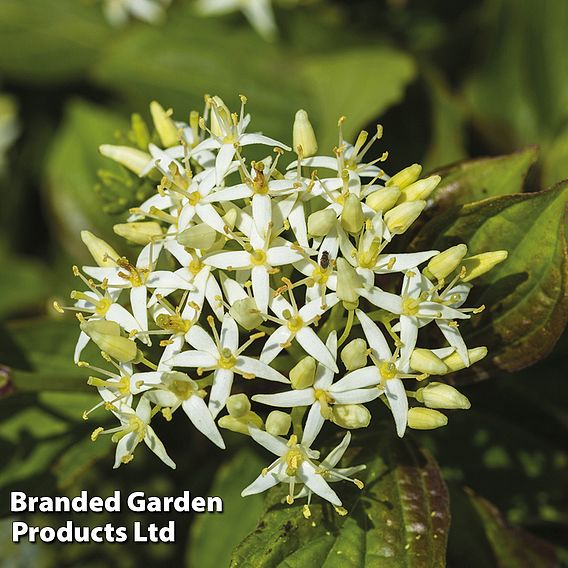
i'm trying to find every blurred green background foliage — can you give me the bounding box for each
[0,0,567,566]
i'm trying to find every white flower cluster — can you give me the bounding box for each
[58,95,507,516]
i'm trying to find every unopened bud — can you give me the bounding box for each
[265,411,292,436]
[340,194,364,233]
[114,222,163,245]
[293,109,318,157]
[227,393,251,418]
[80,321,138,362]
[222,207,238,231]
[99,145,151,176]
[307,209,336,237]
[218,412,263,435]
[426,244,468,281]
[290,356,316,389]
[332,404,371,429]
[177,223,217,250]
[80,231,119,267]
[416,382,471,410]
[398,175,441,202]
[386,163,422,189]
[384,201,426,234]
[336,258,362,306]
[80,319,121,337]
[366,186,401,212]
[407,407,448,430]
[462,251,508,282]
[209,96,230,137]
[229,297,263,330]
[150,101,179,147]
[410,348,448,375]
[441,346,487,373]
[341,338,368,371]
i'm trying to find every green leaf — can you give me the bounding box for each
[0,0,111,82]
[230,433,449,567]
[92,9,415,149]
[448,487,559,567]
[302,47,415,152]
[44,100,129,261]
[543,124,568,187]
[429,147,538,210]
[464,0,568,152]
[188,449,265,568]
[413,181,568,372]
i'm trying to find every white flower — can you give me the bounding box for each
[253,331,379,435]
[92,396,175,469]
[134,371,225,449]
[102,0,170,26]
[260,291,339,372]
[170,314,288,417]
[241,424,344,508]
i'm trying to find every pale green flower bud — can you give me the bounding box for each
[293,109,318,158]
[229,297,263,331]
[209,96,230,137]
[462,251,508,282]
[441,346,488,373]
[426,244,468,281]
[99,145,151,176]
[407,407,448,430]
[332,404,371,429]
[290,356,316,389]
[80,231,119,267]
[265,411,292,436]
[113,222,163,245]
[399,175,441,202]
[341,338,368,371]
[307,209,336,237]
[227,393,251,418]
[218,412,263,435]
[386,163,422,189]
[222,206,238,231]
[336,258,362,307]
[177,223,218,250]
[340,194,364,234]
[150,101,180,147]
[416,382,471,410]
[80,319,121,337]
[80,321,138,363]
[365,186,401,212]
[384,200,426,235]
[410,349,448,375]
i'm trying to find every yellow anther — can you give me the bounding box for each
[91,427,104,442]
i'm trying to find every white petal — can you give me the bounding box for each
[299,462,341,506]
[145,270,193,290]
[144,425,176,469]
[332,366,381,392]
[240,133,290,150]
[252,265,270,314]
[130,286,148,332]
[241,467,283,497]
[208,368,234,418]
[129,371,163,394]
[296,327,339,373]
[359,287,403,313]
[301,402,325,448]
[268,292,294,319]
[266,246,304,266]
[220,314,239,352]
[204,184,252,203]
[332,388,381,405]
[321,432,351,469]
[356,309,392,360]
[186,325,219,355]
[215,143,236,183]
[236,356,289,383]
[313,331,337,389]
[205,250,251,270]
[437,320,469,367]
[183,396,225,449]
[113,432,139,469]
[252,193,272,240]
[157,335,185,371]
[74,331,90,363]
[299,293,339,321]
[252,389,314,407]
[385,379,408,438]
[196,202,230,235]
[249,426,288,456]
[399,315,418,372]
[375,251,438,273]
[260,326,293,364]
[170,350,218,368]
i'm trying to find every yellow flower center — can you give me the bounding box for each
[156,313,191,334]
[95,297,112,316]
[170,379,194,400]
[189,259,203,276]
[218,348,237,369]
[188,191,201,206]
[402,297,420,316]
[379,361,397,381]
[311,266,329,285]
[287,315,304,333]
[250,249,267,266]
[285,448,304,476]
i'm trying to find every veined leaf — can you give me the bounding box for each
[429,147,538,210]
[230,433,449,568]
[189,449,265,568]
[413,181,568,372]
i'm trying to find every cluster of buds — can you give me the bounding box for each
[58,95,506,516]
